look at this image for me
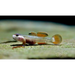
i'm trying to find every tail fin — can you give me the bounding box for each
[51,34,62,44]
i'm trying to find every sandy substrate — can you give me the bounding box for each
[0,20,75,59]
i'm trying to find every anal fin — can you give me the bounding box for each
[38,42,46,45]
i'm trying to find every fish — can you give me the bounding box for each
[12,32,62,49]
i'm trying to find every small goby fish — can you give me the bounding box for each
[12,32,62,49]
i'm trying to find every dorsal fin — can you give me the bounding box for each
[37,32,48,37]
[29,32,37,36]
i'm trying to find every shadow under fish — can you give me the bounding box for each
[10,43,62,47]
[0,40,17,44]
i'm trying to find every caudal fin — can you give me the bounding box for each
[51,34,62,44]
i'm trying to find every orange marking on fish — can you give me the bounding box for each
[38,42,46,45]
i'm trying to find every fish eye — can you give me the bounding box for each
[15,34,20,36]
[16,34,19,36]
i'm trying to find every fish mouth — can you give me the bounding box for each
[12,35,17,41]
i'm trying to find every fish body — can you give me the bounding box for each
[13,34,50,45]
[13,32,62,45]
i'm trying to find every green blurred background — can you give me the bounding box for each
[0,19,75,59]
